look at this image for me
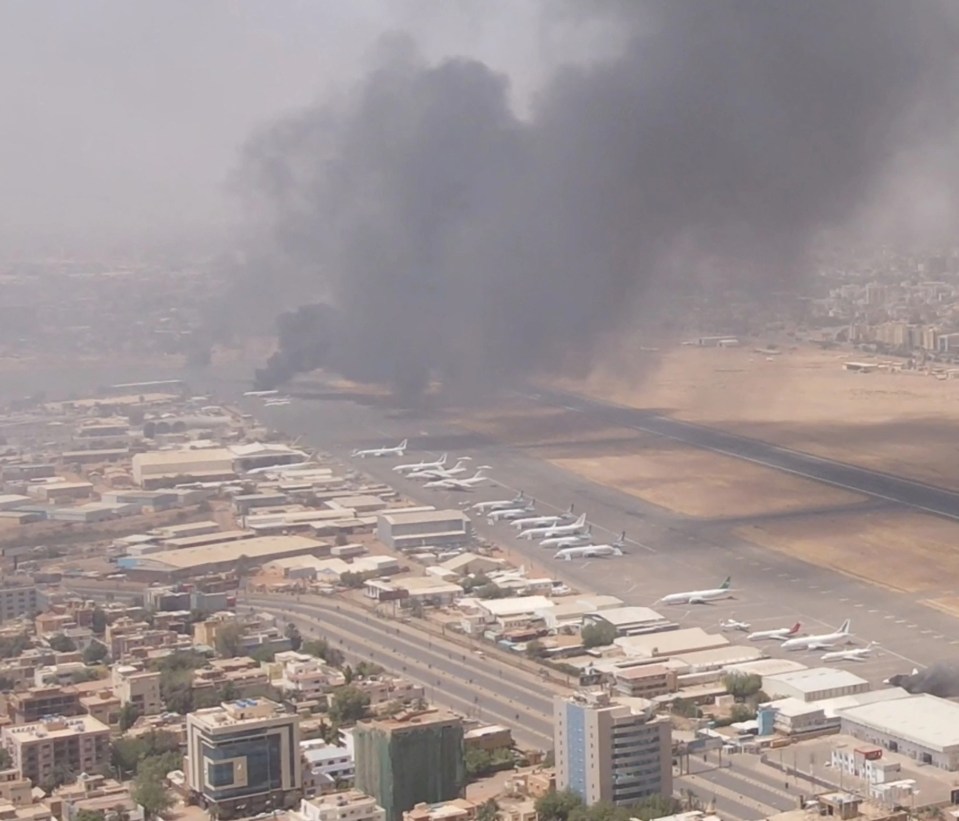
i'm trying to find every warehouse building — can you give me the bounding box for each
[614,628,728,659]
[763,667,870,703]
[839,694,959,770]
[118,534,327,581]
[583,606,675,637]
[132,448,236,488]
[377,509,471,550]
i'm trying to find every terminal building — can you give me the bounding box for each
[554,690,672,806]
[185,698,302,818]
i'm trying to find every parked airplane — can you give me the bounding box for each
[554,543,624,561]
[423,468,492,491]
[243,389,278,397]
[657,576,733,605]
[720,617,751,632]
[747,622,802,642]
[520,513,588,541]
[245,460,315,476]
[821,641,879,663]
[539,528,592,549]
[351,439,408,458]
[472,493,526,514]
[264,397,291,406]
[781,619,852,651]
[487,503,537,523]
[407,457,472,480]
[511,505,575,530]
[393,453,447,474]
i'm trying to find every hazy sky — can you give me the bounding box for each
[0,1,621,257]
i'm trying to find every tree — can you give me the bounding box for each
[474,583,508,600]
[355,661,384,678]
[570,802,631,821]
[48,634,77,653]
[722,672,763,701]
[214,623,245,659]
[84,640,109,665]
[729,703,756,723]
[319,720,345,746]
[302,638,345,668]
[76,810,105,821]
[0,633,29,659]
[118,703,141,732]
[525,640,548,660]
[670,698,700,718]
[133,761,173,821]
[329,686,371,725]
[477,800,499,821]
[629,795,683,821]
[112,731,181,777]
[465,748,494,778]
[339,571,366,589]
[285,622,302,651]
[91,608,108,635]
[535,790,585,821]
[580,622,617,649]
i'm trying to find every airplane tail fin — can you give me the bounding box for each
[438,453,447,465]
[614,530,626,546]
[839,618,851,634]
[575,513,586,527]
[612,547,623,556]
[720,575,732,589]
[789,622,801,635]
[398,439,408,450]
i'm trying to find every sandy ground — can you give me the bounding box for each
[734,507,959,596]
[464,407,866,519]
[553,343,959,490]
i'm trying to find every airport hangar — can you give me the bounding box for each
[117,534,328,582]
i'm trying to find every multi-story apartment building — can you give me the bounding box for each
[7,686,83,724]
[112,665,163,716]
[554,691,672,806]
[2,716,111,787]
[185,699,301,819]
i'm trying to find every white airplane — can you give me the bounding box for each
[520,513,588,541]
[720,617,751,633]
[657,576,733,606]
[554,543,624,561]
[264,397,292,406]
[245,460,314,476]
[393,453,447,474]
[747,621,801,642]
[781,619,852,651]
[424,468,492,491]
[473,493,526,514]
[511,505,575,531]
[539,526,593,549]
[351,439,408,458]
[244,389,278,397]
[821,641,879,663]
[487,502,537,523]
[407,457,472,480]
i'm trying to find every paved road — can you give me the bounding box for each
[535,387,959,521]
[244,593,555,748]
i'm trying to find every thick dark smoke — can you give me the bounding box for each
[237,2,959,401]
[888,663,959,698]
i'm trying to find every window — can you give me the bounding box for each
[208,761,235,788]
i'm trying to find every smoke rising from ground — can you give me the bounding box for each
[238,2,959,401]
[887,663,959,699]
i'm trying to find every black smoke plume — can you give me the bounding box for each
[236,2,959,401]
[887,663,959,698]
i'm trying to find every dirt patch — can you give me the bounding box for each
[551,344,959,490]
[921,597,959,618]
[735,508,959,594]
[462,406,866,519]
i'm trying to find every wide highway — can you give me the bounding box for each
[243,592,555,748]
[534,387,959,521]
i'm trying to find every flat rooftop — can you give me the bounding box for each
[765,667,869,694]
[129,534,324,571]
[2,715,110,742]
[840,693,959,751]
[363,708,461,733]
[379,509,468,526]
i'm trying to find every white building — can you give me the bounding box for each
[763,667,869,703]
[301,735,356,795]
[290,791,385,821]
[278,652,346,699]
[839,693,959,770]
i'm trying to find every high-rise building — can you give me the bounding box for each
[185,699,301,818]
[354,709,465,821]
[554,691,672,806]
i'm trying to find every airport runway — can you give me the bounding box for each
[251,393,959,685]
[534,387,959,521]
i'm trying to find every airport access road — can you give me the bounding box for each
[243,593,555,748]
[533,387,959,522]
